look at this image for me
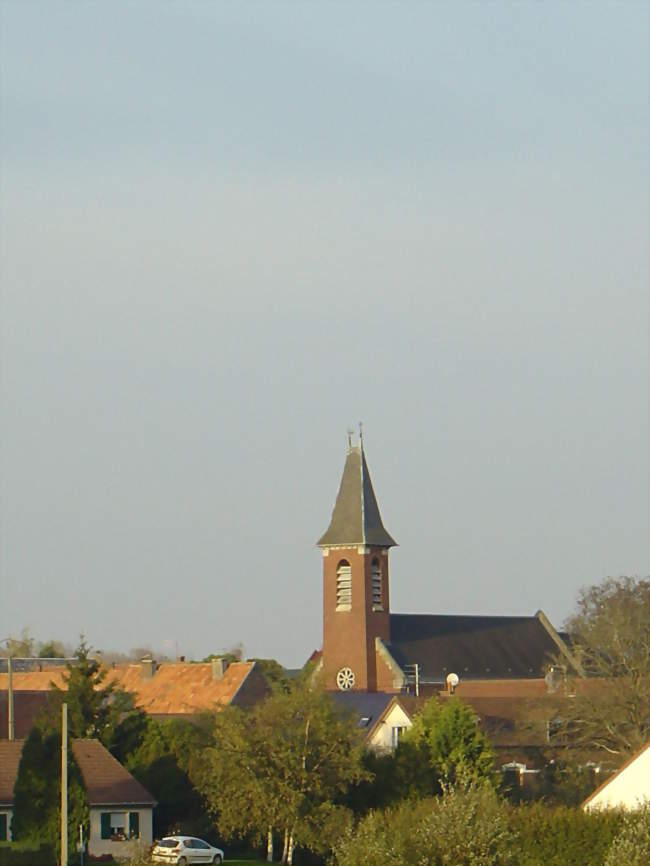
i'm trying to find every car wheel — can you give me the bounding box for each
[213,857,222,865]
[178,859,187,865]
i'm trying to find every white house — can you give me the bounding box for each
[71,739,156,859]
[0,740,23,841]
[583,742,650,812]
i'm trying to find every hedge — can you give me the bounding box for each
[508,803,623,866]
[0,842,55,866]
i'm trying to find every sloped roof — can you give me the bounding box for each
[0,661,257,716]
[318,444,396,548]
[0,691,51,739]
[104,661,256,714]
[389,613,561,681]
[71,739,156,806]
[0,740,24,806]
[583,742,650,811]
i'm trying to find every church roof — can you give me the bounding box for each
[317,443,396,548]
[388,613,564,681]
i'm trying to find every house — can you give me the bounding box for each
[317,435,580,695]
[331,692,414,752]
[71,739,156,858]
[0,738,156,856]
[583,742,650,812]
[0,658,269,732]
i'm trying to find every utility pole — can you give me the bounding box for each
[7,652,14,740]
[61,703,68,866]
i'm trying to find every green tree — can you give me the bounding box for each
[43,636,141,747]
[199,682,367,863]
[11,727,89,856]
[38,639,66,658]
[395,697,496,797]
[554,576,650,759]
[125,715,214,838]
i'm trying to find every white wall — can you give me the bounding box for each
[368,703,412,753]
[88,807,153,859]
[0,808,13,841]
[584,746,650,811]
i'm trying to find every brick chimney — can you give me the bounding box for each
[141,658,157,680]
[212,658,229,680]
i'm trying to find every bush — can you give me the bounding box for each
[0,842,55,866]
[604,803,650,866]
[508,802,622,866]
[332,781,515,866]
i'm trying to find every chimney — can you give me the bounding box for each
[212,658,229,680]
[141,658,157,680]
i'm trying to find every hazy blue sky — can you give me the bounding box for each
[1,1,648,666]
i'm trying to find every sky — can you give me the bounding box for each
[0,1,648,667]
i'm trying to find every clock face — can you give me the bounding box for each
[336,667,355,690]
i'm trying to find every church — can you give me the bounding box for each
[316,434,579,696]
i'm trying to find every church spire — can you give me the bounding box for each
[317,434,397,548]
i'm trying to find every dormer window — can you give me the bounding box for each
[336,561,352,610]
[372,558,383,610]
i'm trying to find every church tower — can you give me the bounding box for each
[318,434,397,692]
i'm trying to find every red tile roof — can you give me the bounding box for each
[71,739,156,806]
[0,661,257,716]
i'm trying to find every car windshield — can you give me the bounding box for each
[158,839,180,848]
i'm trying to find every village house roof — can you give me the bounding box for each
[0,740,24,806]
[388,612,573,681]
[71,739,156,807]
[0,660,267,718]
[318,443,396,548]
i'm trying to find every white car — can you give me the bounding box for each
[152,836,224,865]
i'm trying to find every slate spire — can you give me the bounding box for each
[317,437,397,548]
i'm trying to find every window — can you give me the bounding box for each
[100,812,140,841]
[391,726,406,749]
[336,561,352,610]
[371,559,383,610]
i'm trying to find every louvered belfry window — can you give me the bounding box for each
[372,558,383,610]
[336,561,352,610]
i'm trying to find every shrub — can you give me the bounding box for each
[0,842,55,866]
[332,781,515,866]
[604,803,650,866]
[508,802,622,866]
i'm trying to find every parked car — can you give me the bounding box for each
[152,836,224,864]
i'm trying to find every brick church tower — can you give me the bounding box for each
[318,435,397,692]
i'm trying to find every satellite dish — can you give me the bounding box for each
[446,672,459,693]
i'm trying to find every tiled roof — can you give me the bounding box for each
[71,740,156,806]
[0,661,256,716]
[318,445,396,548]
[0,740,24,805]
[389,613,562,680]
[105,661,256,714]
[0,691,51,739]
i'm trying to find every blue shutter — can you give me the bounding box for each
[0,813,7,841]
[100,812,111,840]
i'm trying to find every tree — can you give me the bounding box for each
[12,726,89,855]
[42,636,142,748]
[199,682,368,863]
[553,576,650,759]
[124,715,215,838]
[38,639,66,658]
[395,697,496,797]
